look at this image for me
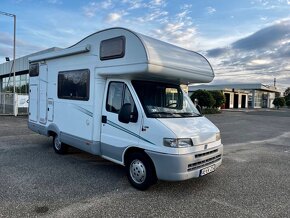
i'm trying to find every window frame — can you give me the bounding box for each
[29,63,39,77]
[57,69,90,101]
[105,81,138,122]
[106,81,124,113]
[100,36,126,61]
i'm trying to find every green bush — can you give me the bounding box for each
[286,100,290,108]
[202,108,221,114]
[209,90,225,108]
[190,89,215,109]
[273,97,285,108]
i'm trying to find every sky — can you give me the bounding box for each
[1,0,290,90]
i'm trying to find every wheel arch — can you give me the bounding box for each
[123,146,156,169]
[47,123,60,137]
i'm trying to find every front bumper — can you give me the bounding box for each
[145,144,223,181]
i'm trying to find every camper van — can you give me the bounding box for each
[28,27,223,190]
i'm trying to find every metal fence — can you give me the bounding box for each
[0,93,14,115]
[17,94,29,115]
[0,93,29,116]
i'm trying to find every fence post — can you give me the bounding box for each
[3,93,6,114]
[14,93,18,116]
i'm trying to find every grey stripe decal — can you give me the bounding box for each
[73,105,93,117]
[107,120,155,145]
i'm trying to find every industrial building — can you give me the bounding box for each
[0,47,60,115]
[189,83,280,109]
[0,47,61,93]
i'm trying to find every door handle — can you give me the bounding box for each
[102,115,107,123]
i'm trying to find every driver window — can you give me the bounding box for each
[106,82,137,121]
[106,82,123,113]
[124,86,135,113]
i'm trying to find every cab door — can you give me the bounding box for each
[100,81,141,163]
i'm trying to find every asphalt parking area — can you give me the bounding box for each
[0,110,289,217]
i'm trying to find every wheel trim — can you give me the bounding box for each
[129,159,146,184]
[54,136,61,150]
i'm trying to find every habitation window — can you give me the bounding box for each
[100,36,125,60]
[58,69,90,101]
[29,63,39,77]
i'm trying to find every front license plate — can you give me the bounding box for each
[200,165,215,176]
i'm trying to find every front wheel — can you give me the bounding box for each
[126,152,157,190]
[53,134,67,154]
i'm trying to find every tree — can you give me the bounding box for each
[284,87,290,102]
[286,100,290,108]
[284,87,290,96]
[190,89,215,108]
[209,90,225,108]
[273,97,285,109]
[285,94,290,102]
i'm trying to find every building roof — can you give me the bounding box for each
[189,83,280,93]
[0,47,61,77]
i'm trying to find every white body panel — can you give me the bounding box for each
[39,64,48,124]
[28,27,222,182]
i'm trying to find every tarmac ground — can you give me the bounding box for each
[0,109,289,217]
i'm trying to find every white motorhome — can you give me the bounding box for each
[28,27,223,190]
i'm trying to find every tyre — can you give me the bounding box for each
[126,152,157,190]
[52,134,67,154]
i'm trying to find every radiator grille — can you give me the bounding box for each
[188,154,222,172]
[195,149,218,158]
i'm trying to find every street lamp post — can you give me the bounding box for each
[0,11,16,115]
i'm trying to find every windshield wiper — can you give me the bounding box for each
[148,111,177,118]
[149,112,174,115]
[175,112,201,117]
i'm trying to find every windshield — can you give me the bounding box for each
[132,81,201,118]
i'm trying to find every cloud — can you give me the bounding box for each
[232,20,290,50]
[123,0,146,10]
[106,12,123,22]
[207,48,229,57]
[152,22,197,49]
[206,7,216,14]
[205,19,290,89]
[0,32,46,62]
[83,0,114,17]
[150,0,166,6]
[137,9,168,22]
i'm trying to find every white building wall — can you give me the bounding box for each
[229,93,234,108]
[268,92,276,108]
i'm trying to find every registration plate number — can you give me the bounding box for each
[200,165,215,176]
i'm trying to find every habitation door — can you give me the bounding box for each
[38,64,48,124]
[29,85,38,122]
[100,81,141,163]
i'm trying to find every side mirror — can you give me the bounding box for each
[118,103,131,123]
[196,104,202,115]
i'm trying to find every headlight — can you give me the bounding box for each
[163,138,193,148]
[216,132,221,141]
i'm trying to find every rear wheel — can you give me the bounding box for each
[126,152,157,190]
[53,134,67,154]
